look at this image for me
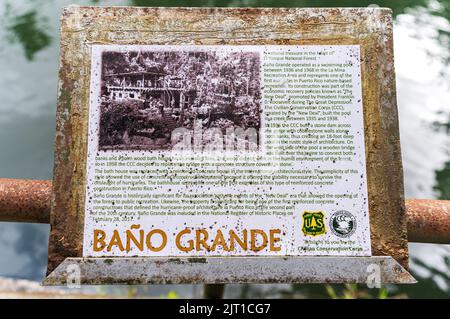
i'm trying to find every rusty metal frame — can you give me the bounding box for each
[1,7,435,286]
[46,6,410,283]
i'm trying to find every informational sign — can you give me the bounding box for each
[83,44,370,257]
[46,7,413,284]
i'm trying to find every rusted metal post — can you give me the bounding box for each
[0,178,449,244]
[0,178,51,223]
[405,199,450,244]
[203,284,225,299]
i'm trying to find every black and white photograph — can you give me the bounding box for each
[98,48,262,151]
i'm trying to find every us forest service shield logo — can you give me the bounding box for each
[302,211,326,236]
[330,210,357,238]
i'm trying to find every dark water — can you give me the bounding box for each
[0,0,449,298]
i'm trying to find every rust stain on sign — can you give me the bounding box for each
[48,6,409,275]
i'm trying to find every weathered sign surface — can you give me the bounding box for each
[46,6,412,284]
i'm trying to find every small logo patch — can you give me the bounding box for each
[302,211,326,236]
[330,210,356,238]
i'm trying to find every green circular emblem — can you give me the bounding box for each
[330,210,356,238]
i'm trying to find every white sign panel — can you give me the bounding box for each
[83,45,371,257]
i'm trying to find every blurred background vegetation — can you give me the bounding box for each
[0,0,449,298]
